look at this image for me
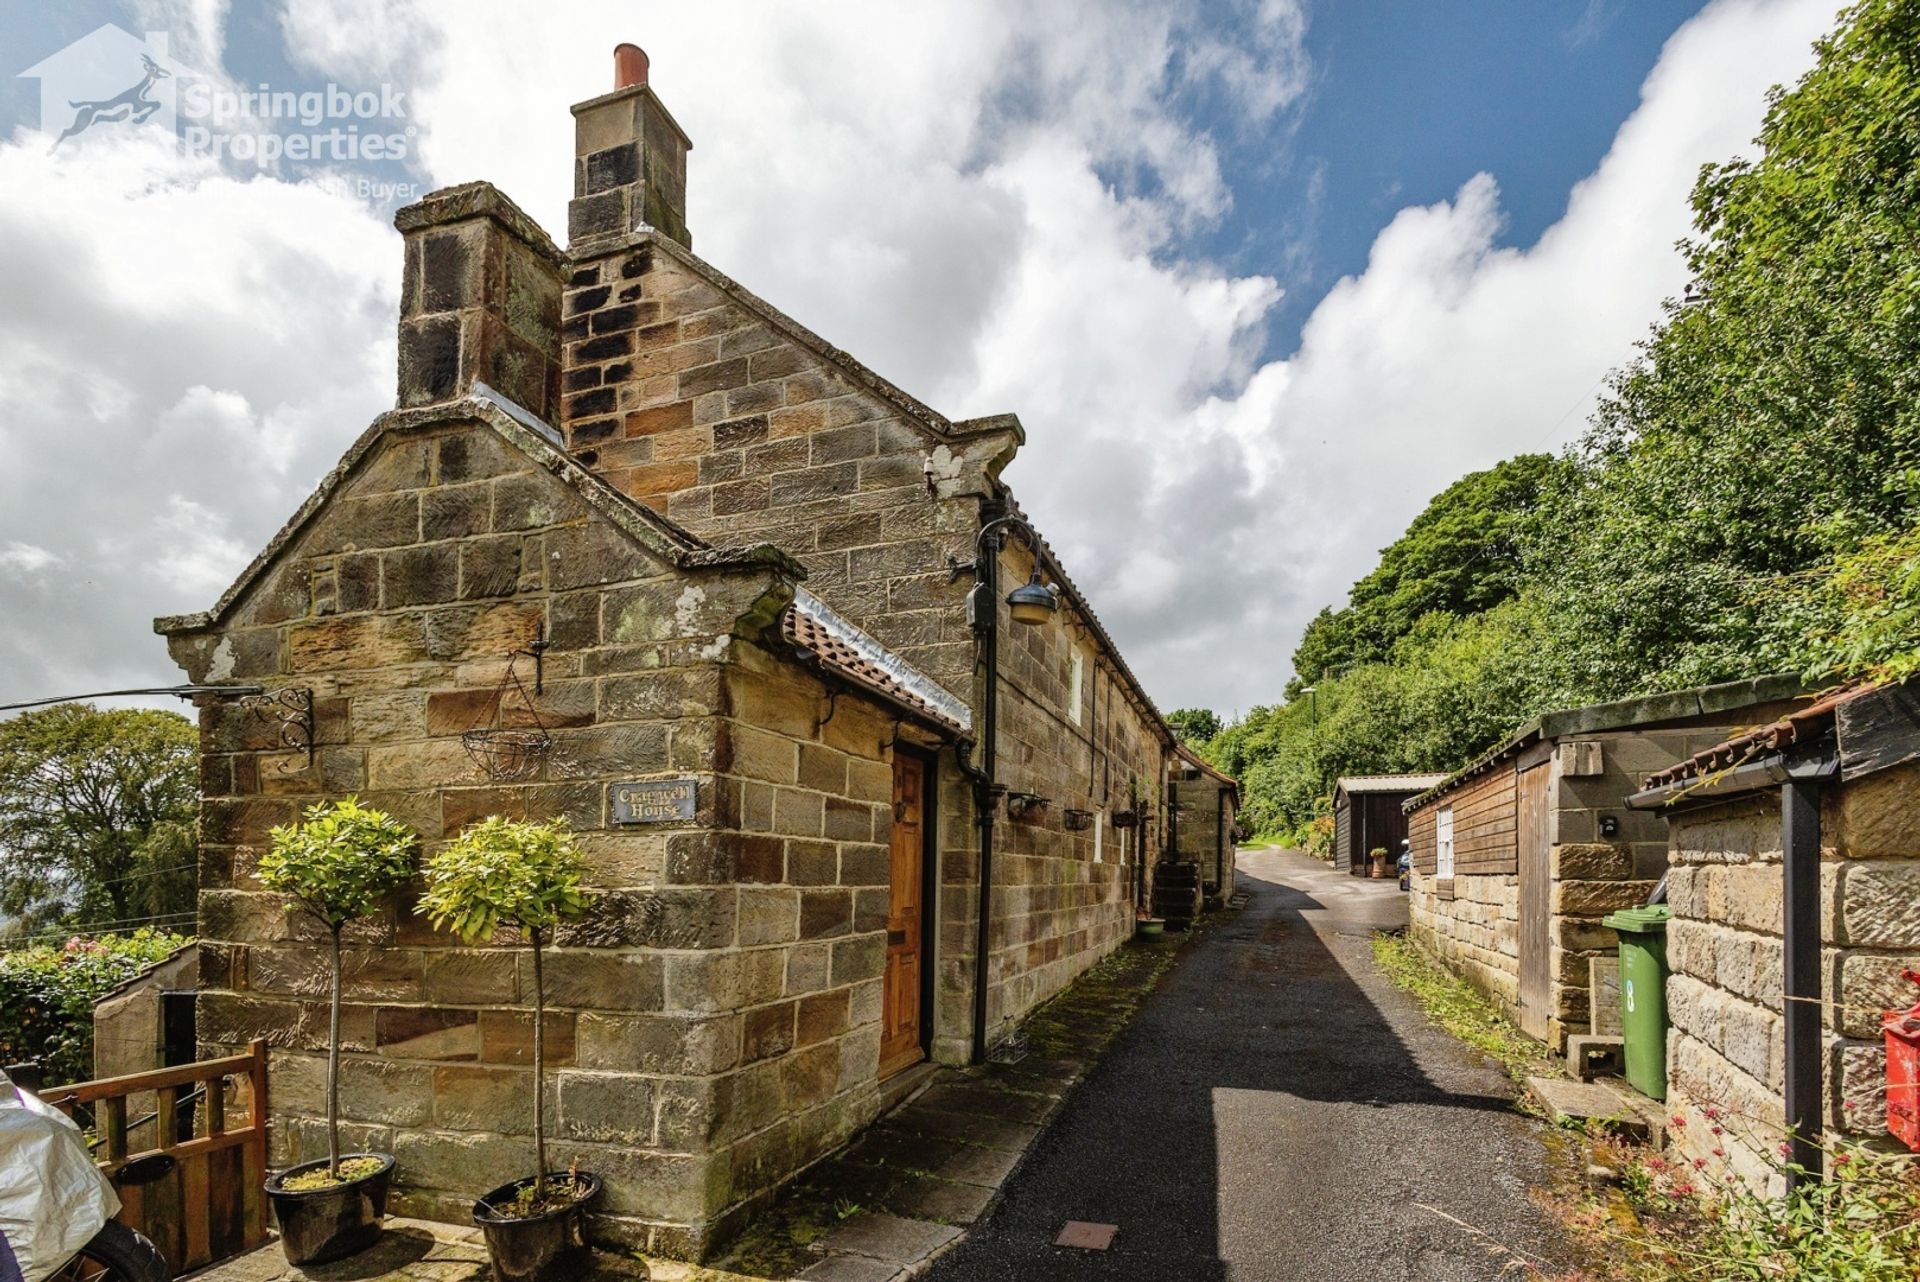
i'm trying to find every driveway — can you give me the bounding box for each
[921,847,1568,1281]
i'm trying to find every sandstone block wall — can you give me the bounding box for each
[552,231,1167,1053]
[166,413,854,1255]
[1666,763,1920,1187]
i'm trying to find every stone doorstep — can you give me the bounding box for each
[1526,1074,1666,1143]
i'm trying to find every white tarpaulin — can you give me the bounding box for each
[0,1069,118,1282]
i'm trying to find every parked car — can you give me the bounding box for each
[1,1068,168,1282]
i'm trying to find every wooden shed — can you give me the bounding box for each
[1332,775,1448,877]
[1402,676,1804,1050]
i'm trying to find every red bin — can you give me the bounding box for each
[1887,1005,1920,1153]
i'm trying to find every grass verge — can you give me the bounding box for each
[1370,930,1546,1079]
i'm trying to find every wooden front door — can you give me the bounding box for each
[880,753,929,1077]
[1516,760,1553,1041]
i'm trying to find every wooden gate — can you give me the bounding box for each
[881,753,929,1078]
[1516,762,1553,1041]
[39,1040,270,1276]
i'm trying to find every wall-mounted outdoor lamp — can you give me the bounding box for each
[1006,570,1061,626]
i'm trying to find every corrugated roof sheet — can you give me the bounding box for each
[781,590,972,735]
[1337,774,1450,794]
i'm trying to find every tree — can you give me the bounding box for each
[1165,708,1222,744]
[1289,454,1559,694]
[1535,0,1920,699]
[0,705,198,944]
[419,818,593,1205]
[259,798,418,1179]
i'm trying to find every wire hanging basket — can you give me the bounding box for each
[462,655,552,782]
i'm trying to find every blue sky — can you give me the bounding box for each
[1213,0,1715,358]
[0,0,1836,711]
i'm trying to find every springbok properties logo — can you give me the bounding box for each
[17,26,181,150]
[17,23,413,166]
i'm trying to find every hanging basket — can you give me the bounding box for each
[463,652,552,782]
[1063,809,1094,832]
[462,728,552,782]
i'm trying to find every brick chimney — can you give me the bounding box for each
[568,44,692,249]
[394,183,566,421]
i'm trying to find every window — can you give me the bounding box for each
[1067,650,1085,725]
[1435,806,1455,879]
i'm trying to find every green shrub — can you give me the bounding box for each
[419,817,593,1203]
[0,929,192,1086]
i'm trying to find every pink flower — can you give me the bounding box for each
[1693,1158,1708,1170]
[1843,1099,1857,1111]
[1835,1152,1852,1166]
[1670,1115,1687,1128]
[1673,1182,1697,1197]
[1703,1106,1722,1120]
[1778,1143,1793,1157]
[1713,1148,1727,1157]
[1710,1125,1723,1136]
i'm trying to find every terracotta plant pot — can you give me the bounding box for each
[265,1152,394,1265]
[472,1172,602,1282]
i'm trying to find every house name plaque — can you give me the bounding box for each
[611,778,697,824]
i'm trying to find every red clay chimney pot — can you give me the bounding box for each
[613,43,649,90]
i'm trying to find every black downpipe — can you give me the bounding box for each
[1782,778,1823,1187]
[1216,786,1227,894]
[970,539,1001,1066]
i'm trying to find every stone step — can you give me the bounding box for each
[1525,1075,1664,1142]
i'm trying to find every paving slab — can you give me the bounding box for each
[794,1257,904,1282]
[184,1218,648,1282]
[819,1212,960,1265]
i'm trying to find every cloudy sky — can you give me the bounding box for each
[0,0,1840,717]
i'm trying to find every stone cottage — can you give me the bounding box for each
[155,48,1194,1256]
[1404,677,1802,1050]
[1631,681,1920,1189]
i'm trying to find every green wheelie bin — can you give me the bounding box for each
[1603,903,1672,1099]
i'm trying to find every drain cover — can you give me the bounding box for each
[1055,1222,1118,1250]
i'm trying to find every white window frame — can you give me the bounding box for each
[1435,806,1455,879]
[1067,650,1085,725]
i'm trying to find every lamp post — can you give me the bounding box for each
[949,512,1059,1062]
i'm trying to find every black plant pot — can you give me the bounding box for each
[472,1172,602,1282]
[265,1152,394,1265]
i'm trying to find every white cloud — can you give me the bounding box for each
[0,0,1836,719]
[0,543,60,574]
[0,129,394,703]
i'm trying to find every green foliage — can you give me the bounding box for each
[1560,1132,1920,1282]
[1165,708,1222,744]
[417,817,593,944]
[260,797,419,930]
[0,929,192,1086]
[0,704,198,944]
[1370,931,1545,1078]
[419,817,593,1203]
[1240,2,1920,834]
[1289,454,1559,696]
[1535,0,1920,697]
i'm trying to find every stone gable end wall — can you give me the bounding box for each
[166,416,873,1256]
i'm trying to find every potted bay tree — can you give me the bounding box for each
[418,817,597,1282]
[257,797,418,1265]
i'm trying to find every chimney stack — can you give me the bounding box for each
[568,43,692,250]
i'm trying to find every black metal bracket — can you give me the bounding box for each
[241,687,315,770]
[946,553,976,583]
[514,623,551,696]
